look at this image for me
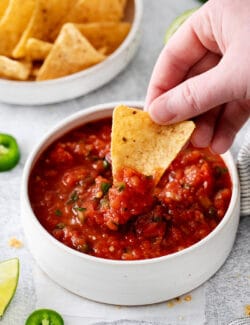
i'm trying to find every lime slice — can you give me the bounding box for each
[0,258,19,317]
[164,8,198,44]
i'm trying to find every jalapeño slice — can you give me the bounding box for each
[25,309,64,325]
[0,133,20,171]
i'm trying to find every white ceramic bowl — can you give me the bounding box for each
[0,1,142,106]
[21,101,240,305]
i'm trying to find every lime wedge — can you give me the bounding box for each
[0,258,19,317]
[164,8,198,44]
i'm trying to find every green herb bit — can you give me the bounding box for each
[101,182,111,195]
[67,191,79,204]
[103,159,110,169]
[153,216,162,222]
[75,207,86,212]
[79,243,89,253]
[74,206,86,223]
[72,205,87,215]
[117,182,126,192]
[56,223,65,229]
[215,166,228,176]
[55,209,62,216]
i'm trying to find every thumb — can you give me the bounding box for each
[148,59,241,124]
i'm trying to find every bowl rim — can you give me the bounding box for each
[21,100,240,266]
[0,0,143,87]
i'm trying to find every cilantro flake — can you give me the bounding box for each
[101,182,111,195]
[55,209,62,216]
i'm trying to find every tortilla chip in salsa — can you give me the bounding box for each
[28,116,231,260]
[111,105,195,184]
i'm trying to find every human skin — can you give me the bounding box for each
[145,0,250,153]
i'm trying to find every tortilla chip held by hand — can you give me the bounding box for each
[111,105,195,184]
[37,23,105,81]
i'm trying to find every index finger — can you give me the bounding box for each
[145,7,208,109]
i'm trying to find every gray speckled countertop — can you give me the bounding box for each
[0,1,249,324]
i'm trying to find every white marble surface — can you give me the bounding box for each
[0,1,249,324]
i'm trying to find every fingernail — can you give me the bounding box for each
[210,145,227,155]
[149,97,177,124]
[210,136,233,155]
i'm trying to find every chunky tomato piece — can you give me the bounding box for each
[105,167,154,229]
[29,118,232,260]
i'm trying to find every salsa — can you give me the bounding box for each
[29,118,232,260]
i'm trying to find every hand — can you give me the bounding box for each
[145,0,250,153]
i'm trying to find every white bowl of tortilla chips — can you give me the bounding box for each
[21,101,240,305]
[0,0,142,105]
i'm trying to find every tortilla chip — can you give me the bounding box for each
[52,0,125,40]
[0,0,36,56]
[37,23,105,81]
[97,47,108,55]
[0,0,9,19]
[29,62,42,80]
[64,0,124,24]
[76,22,131,54]
[111,105,195,184]
[0,55,31,80]
[118,0,127,10]
[25,38,52,60]
[12,0,74,59]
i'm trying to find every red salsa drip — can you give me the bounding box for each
[29,118,232,260]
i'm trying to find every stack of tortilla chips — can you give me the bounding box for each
[0,0,131,81]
